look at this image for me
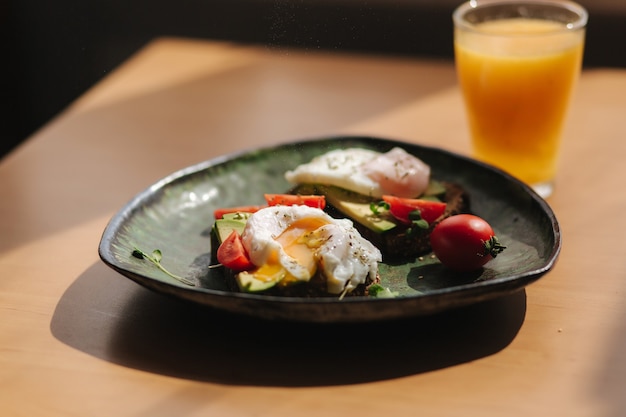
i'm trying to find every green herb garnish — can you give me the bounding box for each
[131,248,195,286]
[370,201,390,216]
[405,210,430,237]
[368,284,398,298]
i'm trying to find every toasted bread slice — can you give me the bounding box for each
[288,181,470,260]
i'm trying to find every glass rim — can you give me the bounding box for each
[453,0,588,34]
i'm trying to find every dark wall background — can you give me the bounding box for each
[2,0,624,159]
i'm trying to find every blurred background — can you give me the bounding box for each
[2,0,624,159]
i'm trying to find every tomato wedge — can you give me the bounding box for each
[264,194,326,209]
[381,195,446,224]
[214,194,325,219]
[216,230,255,272]
[214,205,266,219]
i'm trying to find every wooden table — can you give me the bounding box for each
[2,37,625,417]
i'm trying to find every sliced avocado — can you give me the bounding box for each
[214,218,247,243]
[289,181,448,233]
[316,185,397,234]
[336,200,397,233]
[221,212,253,221]
[236,271,280,292]
[423,180,446,200]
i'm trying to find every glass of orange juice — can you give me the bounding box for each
[453,0,587,198]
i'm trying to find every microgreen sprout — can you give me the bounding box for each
[131,247,195,286]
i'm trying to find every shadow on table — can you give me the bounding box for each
[593,291,626,417]
[51,262,526,387]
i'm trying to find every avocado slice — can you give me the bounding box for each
[297,184,397,234]
[221,212,253,221]
[214,218,247,243]
[422,180,446,201]
[236,270,283,292]
[332,200,397,233]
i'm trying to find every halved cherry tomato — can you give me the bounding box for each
[381,195,446,225]
[216,231,255,272]
[214,205,266,219]
[429,214,506,272]
[264,194,326,209]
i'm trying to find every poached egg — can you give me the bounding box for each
[284,147,431,198]
[241,205,382,295]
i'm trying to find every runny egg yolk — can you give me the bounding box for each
[252,217,329,284]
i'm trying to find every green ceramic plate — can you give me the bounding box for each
[98,136,560,322]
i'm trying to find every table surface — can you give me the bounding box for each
[2,37,625,417]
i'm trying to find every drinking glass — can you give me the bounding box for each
[453,0,587,198]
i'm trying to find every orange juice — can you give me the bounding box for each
[455,18,585,187]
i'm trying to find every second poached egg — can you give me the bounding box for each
[284,147,431,198]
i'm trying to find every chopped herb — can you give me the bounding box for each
[131,247,195,286]
[406,210,430,237]
[370,201,390,216]
[368,284,398,298]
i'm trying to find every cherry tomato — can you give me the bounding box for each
[264,194,326,209]
[381,195,446,224]
[214,205,266,219]
[217,231,255,272]
[429,214,506,271]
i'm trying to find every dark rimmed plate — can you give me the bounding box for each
[98,136,560,323]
